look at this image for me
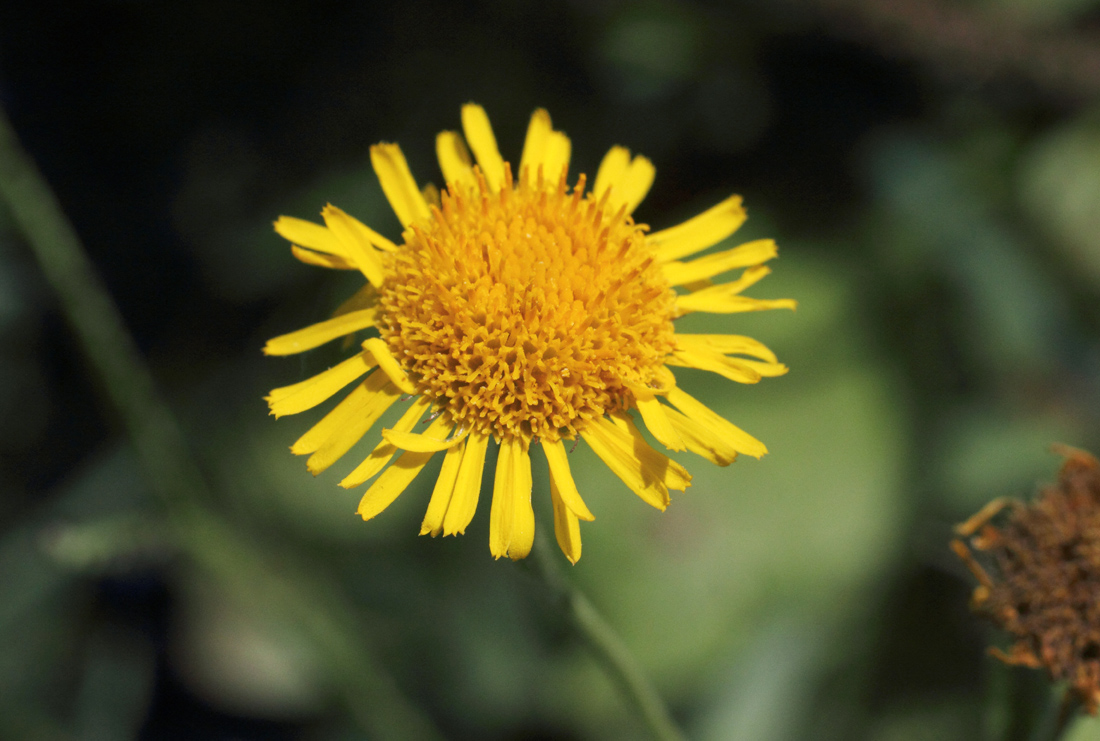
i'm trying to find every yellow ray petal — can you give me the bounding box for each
[594,146,630,200]
[356,415,452,521]
[542,131,571,186]
[290,245,356,270]
[370,143,431,227]
[358,224,398,252]
[290,379,373,456]
[612,411,692,491]
[461,104,505,192]
[664,405,738,466]
[616,155,655,214]
[581,417,672,510]
[442,430,489,536]
[341,397,430,489]
[436,130,476,190]
[266,351,376,418]
[381,425,468,452]
[632,389,686,451]
[666,348,762,384]
[675,292,798,316]
[666,386,768,459]
[661,239,778,286]
[731,358,789,377]
[648,195,747,263]
[361,337,417,394]
[550,474,582,564]
[306,373,400,475]
[489,437,518,559]
[420,437,465,536]
[263,308,379,356]
[674,334,778,363]
[274,216,347,256]
[593,146,654,214]
[321,205,386,287]
[541,439,595,521]
[715,264,772,294]
[519,108,552,183]
[508,443,534,560]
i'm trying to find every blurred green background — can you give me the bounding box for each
[2,1,1100,739]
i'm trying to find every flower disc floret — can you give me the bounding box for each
[379,168,676,444]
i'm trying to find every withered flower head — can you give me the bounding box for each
[952,446,1100,714]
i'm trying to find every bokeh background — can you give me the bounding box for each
[2,1,1100,739]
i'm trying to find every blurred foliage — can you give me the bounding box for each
[3,0,1100,739]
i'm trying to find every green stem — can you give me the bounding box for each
[530,530,687,741]
[0,106,444,741]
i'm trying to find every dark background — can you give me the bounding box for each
[2,1,1100,739]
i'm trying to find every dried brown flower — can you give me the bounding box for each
[952,446,1100,714]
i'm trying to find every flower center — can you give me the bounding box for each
[378,167,676,443]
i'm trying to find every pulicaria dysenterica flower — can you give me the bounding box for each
[264,105,795,563]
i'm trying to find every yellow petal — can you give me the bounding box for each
[616,155,655,214]
[664,405,738,466]
[666,386,768,459]
[632,389,686,451]
[489,438,517,559]
[542,131,571,186]
[550,474,582,565]
[359,225,398,252]
[266,352,376,418]
[274,216,347,256]
[361,337,417,394]
[442,430,489,536]
[290,379,373,456]
[436,130,476,190]
[666,347,762,384]
[381,425,468,452]
[593,146,654,214]
[673,265,793,316]
[581,417,671,510]
[341,397,430,489]
[507,444,534,560]
[306,373,400,475]
[732,358,789,377]
[648,195,747,263]
[541,439,595,521]
[519,108,552,183]
[612,411,692,491]
[321,204,386,287]
[674,334,778,363]
[675,292,798,316]
[594,146,630,200]
[370,143,431,227]
[661,239,777,286]
[420,437,465,536]
[290,245,355,270]
[461,104,505,192]
[263,308,379,356]
[356,416,452,521]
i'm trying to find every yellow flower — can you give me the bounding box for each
[264,105,795,563]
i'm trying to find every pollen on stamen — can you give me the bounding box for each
[377,163,677,445]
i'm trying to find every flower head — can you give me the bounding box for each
[952,446,1100,713]
[264,105,794,563]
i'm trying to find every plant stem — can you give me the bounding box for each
[0,106,445,741]
[529,529,687,741]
